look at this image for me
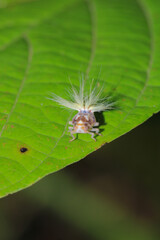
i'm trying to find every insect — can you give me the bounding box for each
[49,80,114,142]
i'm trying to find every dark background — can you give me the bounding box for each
[0,112,160,240]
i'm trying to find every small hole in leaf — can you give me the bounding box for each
[20,147,28,153]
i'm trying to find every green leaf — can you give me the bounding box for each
[0,0,160,197]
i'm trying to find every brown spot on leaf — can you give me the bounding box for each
[2,142,6,147]
[118,111,123,114]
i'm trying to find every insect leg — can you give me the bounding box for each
[68,127,77,141]
[70,132,76,142]
[89,132,96,141]
[68,126,73,133]
[91,128,102,136]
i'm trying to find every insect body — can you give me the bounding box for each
[69,110,100,141]
[49,80,114,142]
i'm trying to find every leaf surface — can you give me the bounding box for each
[0,0,160,197]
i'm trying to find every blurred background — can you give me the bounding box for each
[0,111,160,240]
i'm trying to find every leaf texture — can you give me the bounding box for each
[0,0,160,197]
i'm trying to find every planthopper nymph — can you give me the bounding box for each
[49,80,114,142]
